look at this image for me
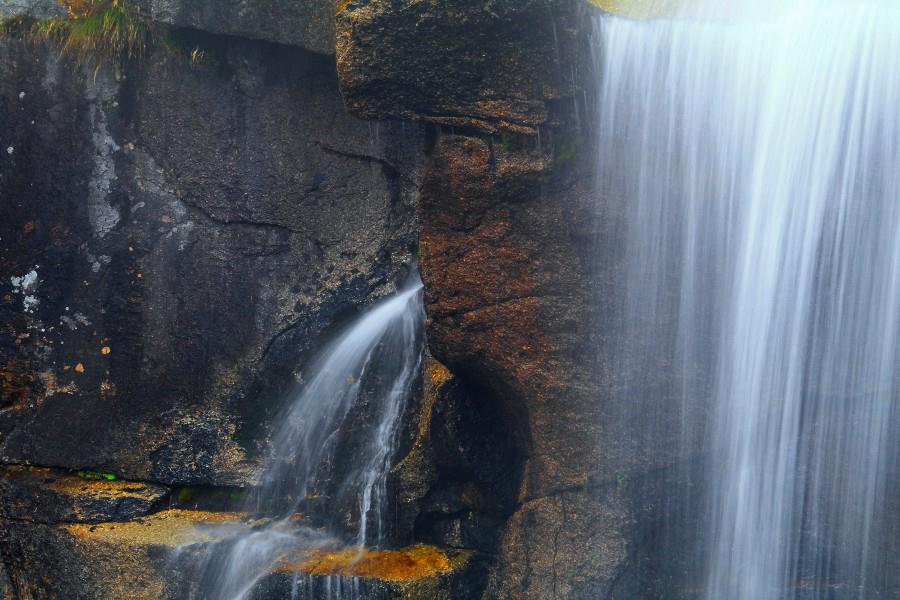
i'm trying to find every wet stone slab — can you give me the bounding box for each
[1,507,485,600]
[0,465,169,524]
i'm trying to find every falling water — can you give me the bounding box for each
[595,2,900,598]
[200,276,424,600]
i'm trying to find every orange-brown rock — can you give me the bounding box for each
[283,544,454,581]
[418,130,632,597]
[420,134,598,501]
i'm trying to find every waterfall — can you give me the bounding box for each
[595,2,900,598]
[200,276,424,600]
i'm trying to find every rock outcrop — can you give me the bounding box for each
[0,1,664,599]
[0,465,168,523]
[336,1,682,597]
[134,0,337,55]
[335,0,577,134]
[0,32,423,487]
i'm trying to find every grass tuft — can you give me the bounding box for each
[31,0,156,65]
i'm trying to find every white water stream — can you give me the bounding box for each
[200,278,424,600]
[595,2,900,597]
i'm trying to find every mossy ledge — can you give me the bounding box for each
[0,0,178,67]
[33,0,156,64]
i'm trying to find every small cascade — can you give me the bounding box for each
[594,2,900,598]
[200,276,424,600]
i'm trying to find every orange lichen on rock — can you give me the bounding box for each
[49,475,152,500]
[414,360,453,441]
[427,361,452,388]
[66,509,246,547]
[40,370,78,395]
[283,545,453,582]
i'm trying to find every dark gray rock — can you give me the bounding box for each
[0,35,425,487]
[335,0,580,134]
[0,466,168,524]
[0,0,63,19]
[135,0,336,55]
[0,0,335,54]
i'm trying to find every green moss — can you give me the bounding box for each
[173,485,245,509]
[2,1,215,69]
[176,486,199,504]
[77,469,117,481]
[496,132,526,152]
[553,132,578,165]
[32,1,156,65]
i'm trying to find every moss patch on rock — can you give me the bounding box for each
[32,0,157,65]
[589,0,672,18]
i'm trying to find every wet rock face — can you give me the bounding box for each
[391,358,521,554]
[0,0,63,19]
[135,0,336,55]
[0,35,424,486]
[419,133,597,501]
[0,1,675,598]
[0,465,168,524]
[335,0,578,134]
[417,131,630,598]
[2,494,483,600]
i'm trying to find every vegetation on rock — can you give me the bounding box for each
[590,0,671,18]
[0,1,212,68]
[76,469,117,481]
[32,0,156,65]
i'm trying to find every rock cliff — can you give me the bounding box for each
[0,1,660,598]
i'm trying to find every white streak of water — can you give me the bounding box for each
[200,278,424,600]
[595,2,900,597]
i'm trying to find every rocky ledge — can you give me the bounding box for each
[4,505,482,600]
[0,465,168,524]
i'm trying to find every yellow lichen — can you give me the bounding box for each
[49,475,151,500]
[66,509,246,546]
[283,545,453,582]
[589,0,672,18]
[74,363,85,373]
[101,346,111,355]
[335,0,352,15]
[100,380,116,397]
[413,359,453,442]
[40,370,78,395]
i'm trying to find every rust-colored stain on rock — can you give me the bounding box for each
[282,544,453,581]
[66,509,245,547]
